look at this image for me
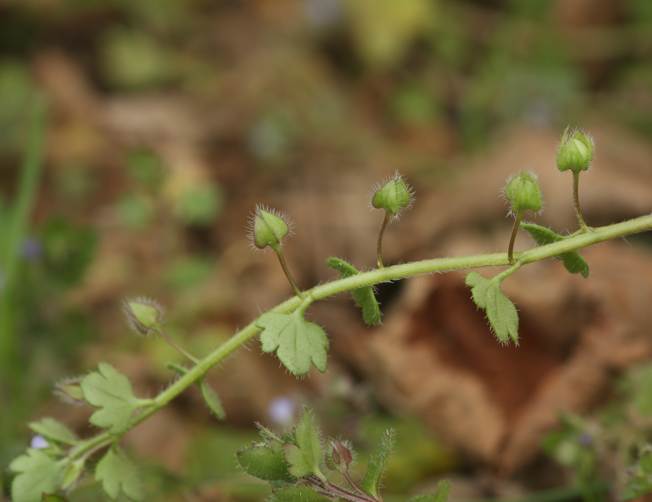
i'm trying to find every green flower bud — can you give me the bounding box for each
[556,127,594,173]
[371,173,414,216]
[504,171,543,214]
[54,377,85,405]
[250,205,290,250]
[122,297,164,336]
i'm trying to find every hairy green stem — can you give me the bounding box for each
[573,171,590,231]
[508,211,524,263]
[273,245,304,298]
[376,211,390,268]
[66,213,652,463]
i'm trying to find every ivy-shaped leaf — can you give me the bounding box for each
[199,379,226,421]
[256,312,329,376]
[28,418,78,446]
[95,447,144,501]
[407,480,451,502]
[326,257,382,326]
[284,408,324,479]
[521,222,590,278]
[465,272,519,345]
[9,450,64,502]
[361,428,395,498]
[80,363,143,433]
[237,444,293,481]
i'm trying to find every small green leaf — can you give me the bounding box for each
[10,450,64,502]
[237,444,293,481]
[408,480,451,502]
[28,418,78,446]
[95,447,143,501]
[361,428,395,498]
[521,222,589,278]
[465,273,519,345]
[326,257,382,326]
[256,312,329,376]
[269,486,330,502]
[284,408,324,479]
[199,379,226,420]
[80,363,143,433]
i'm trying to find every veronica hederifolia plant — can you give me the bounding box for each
[7,127,652,501]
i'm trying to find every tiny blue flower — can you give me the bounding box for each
[268,396,296,426]
[21,237,42,261]
[30,435,49,449]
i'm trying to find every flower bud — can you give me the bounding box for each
[504,171,543,214]
[122,297,164,336]
[54,377,85,406]
[250,205,290,250]
[371,173,414,216]
[556,127,594,173]
[330,440,353,469]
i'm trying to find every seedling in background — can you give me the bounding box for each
[236,408,450,502]
[8,127,652,502]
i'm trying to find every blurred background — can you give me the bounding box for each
[1,0,652,500]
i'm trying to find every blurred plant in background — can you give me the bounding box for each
[544,363,652,500]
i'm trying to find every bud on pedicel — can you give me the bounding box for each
[330,440,353,469]
[556,127,594,173]
[504,171,543,214]
[250,205,290,250]
[54,377,85,405]
[371,173,414,216]
[123,297,164,336]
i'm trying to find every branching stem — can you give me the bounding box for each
[64,214,652,470]
[156,328,199,364]
[508,210,524,263]
[376,211,390,268]
[273,245,304,298]
[573,171,590,231]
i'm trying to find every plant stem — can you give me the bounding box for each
[508,210,524,263]
[156,328,199,364]
[376,211,390,268]
[573,171,590,231]
[65,213,652,465]
[273,245,303,297]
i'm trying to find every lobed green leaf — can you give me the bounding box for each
[10,450,64,502]
[521,222,589,278]
[465,273,519,345]
[256,312,329,376]
[80,363,142,433]
[361,428,395,498]
[326,257,382,326]
[95,447,144,501]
